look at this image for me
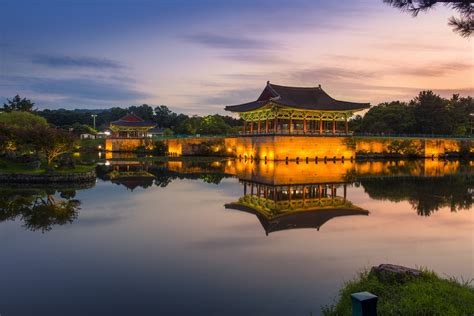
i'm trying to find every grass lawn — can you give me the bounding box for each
[0,159,96,175]
[323,269,474,315]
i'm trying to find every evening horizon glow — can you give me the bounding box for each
[1,0,473,115]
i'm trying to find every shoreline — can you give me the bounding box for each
[0,169,96,183]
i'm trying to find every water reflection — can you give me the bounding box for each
[97,158,472,218]
[361,176,473,216]
[225,182,369,235]
[0,183,94,232]
[1,159,471,234]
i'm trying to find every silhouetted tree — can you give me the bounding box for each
[384,0,473,37]
[2,95,36,112]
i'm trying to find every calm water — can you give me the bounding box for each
[1,159,473,316]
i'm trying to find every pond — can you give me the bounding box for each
[1,159,472,315]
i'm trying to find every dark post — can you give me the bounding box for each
[351,292,378,316]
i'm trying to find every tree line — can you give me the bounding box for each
[2,90,473,137]
[38,103,242,135]
[350,91,473,135]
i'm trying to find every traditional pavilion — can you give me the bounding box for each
[225,180,369,235]
[109,113,156,138]
[225,82,370,135]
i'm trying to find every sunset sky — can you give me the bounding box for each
[1,0,473,115]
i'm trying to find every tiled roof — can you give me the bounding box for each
[110,113,156,127]
[225,82,370,112]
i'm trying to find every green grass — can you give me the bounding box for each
[0,159,96,175]
[323,269,474,316]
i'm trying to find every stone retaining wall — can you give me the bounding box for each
[0,170,96,183]
[104,135,471,161]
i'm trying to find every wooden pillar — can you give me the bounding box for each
[250,121,254,134]
[332,118,336,133]
[265,119,269,133]
[289,117,293,134]
[244,182,247,195]
[274,117,278,132]
[257,120,261,134]
[319,119,323,133]
[303,118,307,133]
[251,183,254,195]
[343,184,347,201]
[345,117,349,134]
[243,121,247,134]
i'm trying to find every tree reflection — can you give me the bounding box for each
[0,189,81,232]
[360,175,473,216]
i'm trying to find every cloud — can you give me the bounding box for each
[182,33,272,50]
[292,66,378,82]
[394,62,473,77]
[219,52,286,64]
[32,55,123,69]
[3,75,150,105]
[198,87,262,106]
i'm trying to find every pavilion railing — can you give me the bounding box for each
[145,133,473,139]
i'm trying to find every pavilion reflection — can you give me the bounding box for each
[225,180,368,235]
[224,158,369,234]
[99,158,472,219]
[102,160,155,191]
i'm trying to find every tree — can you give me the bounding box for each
[3,95,36,112]
[128,104,155,121]
[384,0,473,37]
[154,105,180,127]
[71,122,96,135]
[198,115,233,135]
[19,126,77,164]
[0,111,48,129]
[447,94,474,134]
[354,101,416,134]
[410,90,450,134]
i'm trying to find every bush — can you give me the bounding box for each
[323,269,474,315]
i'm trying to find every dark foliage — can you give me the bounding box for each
[2,95,36,112]
[384,0,473,37]
[352,91,473,135]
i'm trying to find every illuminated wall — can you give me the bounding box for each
[355,137,467,157]
[224,159,355,184]
[105,138,145,152]
[109,136,470,160]
[224,136,355,161]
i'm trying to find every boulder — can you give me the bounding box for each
[370,264,422,283]
[26,160,41,170]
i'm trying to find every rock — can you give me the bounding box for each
[5,150,16,159]
[45,166,55,173]
[26,160,41,170]
[370,264,422,283]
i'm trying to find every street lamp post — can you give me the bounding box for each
[91,114,97,130]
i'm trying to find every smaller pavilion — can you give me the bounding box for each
[109,113,156,138]
[225,82,370,135]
